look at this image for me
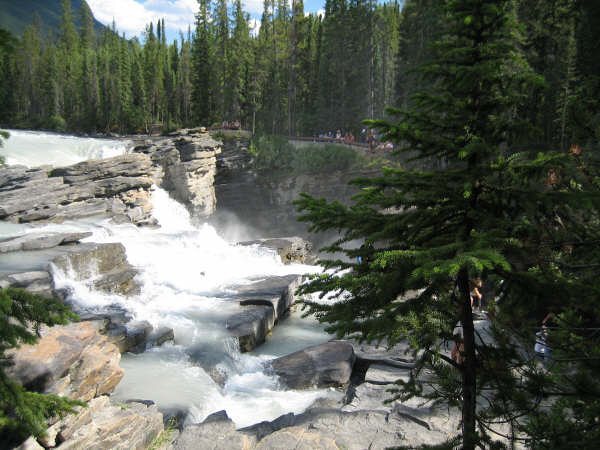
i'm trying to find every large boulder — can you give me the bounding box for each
[7,321,123,402]
[220,275,303,352]
[51,243,140,296]
[270,341,355,389]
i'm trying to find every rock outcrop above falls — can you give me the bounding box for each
[0,128,222,225]
[133,128,221,218]
[0,154,155,225]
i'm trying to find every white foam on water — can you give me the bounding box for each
[0,129,129,167]
[39,186,336,427]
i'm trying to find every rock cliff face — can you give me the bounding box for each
[133,128,221,218]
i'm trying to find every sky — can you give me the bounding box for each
[87,0,326,42]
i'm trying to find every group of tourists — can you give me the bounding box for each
[315,129,357,145]
[220,120,241,130]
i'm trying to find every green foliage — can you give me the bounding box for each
[296,0,600,448]
[44,114,67,132]
[249,134,361,174]
[0,288,81,447]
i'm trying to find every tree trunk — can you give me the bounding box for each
[458,267,477,450]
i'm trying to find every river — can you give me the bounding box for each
[0,130,338,427]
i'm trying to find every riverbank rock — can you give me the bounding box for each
[7,321,123,402]
[42,396,163,450]
[173,411,256,450]
[133,129,221,218]
[0,154,155,225]
[51,242,140,296]
[270,341,355,389]
[238,237,314,264]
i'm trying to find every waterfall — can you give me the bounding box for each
[2,131,338,427]
[46,187,336,427]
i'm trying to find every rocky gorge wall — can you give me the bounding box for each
[212,137,379,247]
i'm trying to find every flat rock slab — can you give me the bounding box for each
[0,231,92,253]
[270,341,355,389]
[364,363,411,385]
[238,237,314,264]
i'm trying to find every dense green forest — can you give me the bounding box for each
[1,0,598,147]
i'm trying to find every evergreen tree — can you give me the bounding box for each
[0,288,81,447]
[191,0,213,125]
[296,1,600,447]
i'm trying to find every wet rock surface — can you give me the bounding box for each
[51,242,140,296]
[222,274,303,352]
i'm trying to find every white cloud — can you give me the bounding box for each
[248,17,260,36]
[88,0,198,39]
[243,0,264,16]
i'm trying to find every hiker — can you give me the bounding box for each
[470,278,483,311]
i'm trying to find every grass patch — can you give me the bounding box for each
[148,418,177,450]
[249,135,362,174]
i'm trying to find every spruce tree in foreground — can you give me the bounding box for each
[0,288,80,447]
[296,0,600,448]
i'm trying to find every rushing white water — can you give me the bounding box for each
[34,187,337,427]
[0,129,129,167]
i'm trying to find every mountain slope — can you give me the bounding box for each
[0,0,105,37]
